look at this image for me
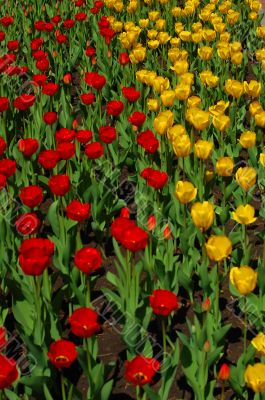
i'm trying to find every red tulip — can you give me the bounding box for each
[19,238,54,276]
[69,307,100,337]
[125,355,160,386]
[66,200,90,222]
[20,185,43,208]
[0,159,16,177]
[85,72,106,90]
[0,16,14,27]
[106,100,124,117]
[85,47,96,57]
[110,217,136,243]
[98,126,116,144]
[63,19,75,29]
[120,226,148,252]
[163,224,171,240]
[85,142,104,159]
[119,207,130,218]
[75,12,87,21]
[149,289,179,316]
[38,150,60,169]
[118,52,130,65]
[0,136,7,156]
[0,354,19,389]
[42,82,59,96]
[0,96,9,112]
[218,364,230,381]
[0,31,5,42]
[55,128,75,143]
[74,247,102,274]
[80,93,95,105]
[128,111,146,127]
[32,74,47,86]
[140,168,168,189]
[18,138,39,157]
[7,40,19,51]
[15,213,41,236]
[36,58,49,71]
[48,339,77,369]
[56,142,76,160]
[43,111,58,125]
[48,175,70,196]
[137,130,159,154]
[122,87,140,102]
[14,94,35,110]
[75,129,93,144]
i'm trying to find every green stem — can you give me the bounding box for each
[221,382,225,400]
[161,318,167,358]
[61,373,67,400]
[67,384,74,400]
[263,237,265,270]
[86,277,91,307]
[244,297,248,355]
[214,263,220,321]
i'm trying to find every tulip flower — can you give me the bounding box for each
[0,354,19,389]
[251,333,265,356]
[191,201,214,232]
[232,204,257,225]
[245,363,265,393]
[125,355,160,386]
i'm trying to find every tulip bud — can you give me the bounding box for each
[163,224,171,240]
[63,73,72,85]
[147,215,156,231]
[218,363,230,381]
[72,119,78,130]
[203,340,211,352]
[202,298,210,312]
[120,207,130,218]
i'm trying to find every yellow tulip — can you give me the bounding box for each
[232,204,257,225]
[194,140,213,160]
[147,40,160,49]
[191,201,214,231]
[152,76,170,93]
[225,79,244,98]
[257,26,265,38]
[148,11,160,21]
[230,266,257,295]
[213,114,230,131]
[205,235,232,261]
[216,156,234,176]
[154,110,174,135]
[249,11,258,20]
[172,6,182,17]
[255,111,265,128]
[147,98,160,112]
[188,108,210,131]
[173,135,192,157]
[202,28,216,41]
[259,153,265,167]
[198,46,213,61]
[249,101,263,116]
[155,19,166,30]
[179,31,192,42]
[171,60,189,75]
[175,181,197,204]
[235,167,257,191]
[167,124,187,142]
[209,100,230,116]
[139,19,149,28]
[217,43,231,60]
[239,131,256,148]
[251,333,265,356]
[245,364,265,393]
[244,80,261,97]
[174,84,191,101]
[187,96,201,108]
[147,29,158,40]
[160,90,176,107]
[231,52,243,65]
[179,72,194,85]
[157,32,171,45]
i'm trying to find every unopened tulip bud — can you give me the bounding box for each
[202,298,210,311]
[72,119,78,130]
[120,207,130,218]
[163,224,171,240]
[92,57,97,65]
[218,363,230,381]
[107,49,112,58]
[147,215,156,231]
[63,73,72,85]
[204,340,211,352]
